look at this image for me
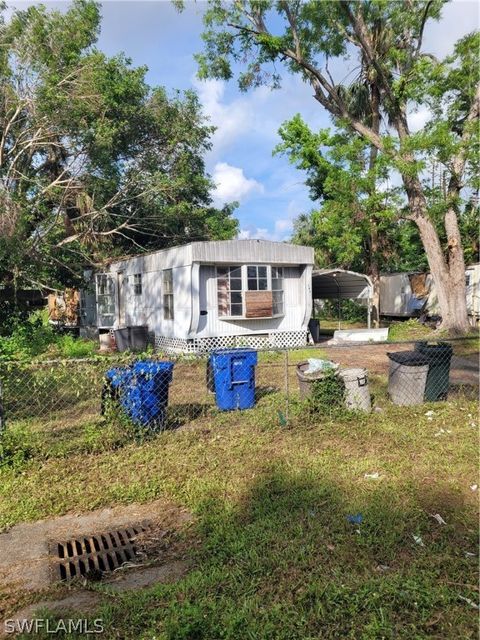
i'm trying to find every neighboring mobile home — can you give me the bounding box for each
[379,264,480,324]
[80,240,315,353]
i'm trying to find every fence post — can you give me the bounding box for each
[284,349,289,425]
[0,378,4,433]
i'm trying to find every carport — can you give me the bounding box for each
[312,268,373,330]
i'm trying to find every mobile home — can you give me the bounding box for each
[80,240,315,353]
[379,264,480,324]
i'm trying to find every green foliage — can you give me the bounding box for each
[0,310,97,361]
[0,311,56,361]
[304,370,346,419]
[0,424,34,470]
[0,0,238,292]
[55,334,97,359]
[388,319,436,342]
[319,300,368,324]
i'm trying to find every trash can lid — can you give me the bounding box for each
[105,366,132,386]
[210,348,257,356]
[133,361,174,376]
[387,351,430,366]
[338,367,367,380]
[133,360,173,372]
[415,341,453,355]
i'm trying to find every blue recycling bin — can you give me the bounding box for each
[105,361,174,428]
[105,366,132,389]
[210,348,258,411]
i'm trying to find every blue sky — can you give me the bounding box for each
[9,0,480,240]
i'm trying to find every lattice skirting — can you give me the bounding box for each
[154,331,308,354]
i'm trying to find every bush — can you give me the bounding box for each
[0,309,97,361]
[304,370,346,418]
[318,299,367,323]
[0,309,56,361]
[55,334,96,358]
[0,425,34,470]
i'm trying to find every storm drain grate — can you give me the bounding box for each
[50,522,151,581]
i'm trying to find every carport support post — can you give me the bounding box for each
[367,296,372,329]
[333,273,341,330]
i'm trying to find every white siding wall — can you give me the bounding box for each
[107,260,193,339]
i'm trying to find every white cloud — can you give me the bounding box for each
[212,162,264,204]
[193,75,326,164]
[275,218,293,236]
[238,218,294,242]
[237,226,270,240]
[193,79,254,158]
[408,106,432,133]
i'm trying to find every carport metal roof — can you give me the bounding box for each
[312,269,372,300]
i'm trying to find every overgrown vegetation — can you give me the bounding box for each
[0,0,237,293]
[0,311,97,361]
[303,370,347,419]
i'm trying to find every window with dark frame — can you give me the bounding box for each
[247,265,268,291]
[133,274,142,296]
[163,269,174,320]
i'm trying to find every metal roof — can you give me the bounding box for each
[312,269,372,300]
[98,239,314,269]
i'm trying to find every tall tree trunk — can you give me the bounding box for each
[402,175,469,334]
[369,231,381,327]
[395,111,469,334]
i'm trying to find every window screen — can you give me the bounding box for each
[133,274,142,296]
[163,269,174,320]
[247,265,268,291]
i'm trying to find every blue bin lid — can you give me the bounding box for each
[133,360,174,376]
[210,348,258,369]
[105,366,132,387]
[210,348,257,356]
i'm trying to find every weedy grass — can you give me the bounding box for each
[1,373,478,639]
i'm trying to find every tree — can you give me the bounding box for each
[190,0,480,333]
[275,115,408,325]
[0,0,237,293]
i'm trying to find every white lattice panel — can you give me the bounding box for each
[154,331,307,354]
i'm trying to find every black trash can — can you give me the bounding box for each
[114,327,130,352]
[414,341,453,401]
[308,318,320,343]
[114,326,149,352]
[130,325,149,352]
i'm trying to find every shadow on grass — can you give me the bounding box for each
[30,465,478,640]
[166,403,215,429]
[255,385,280,401]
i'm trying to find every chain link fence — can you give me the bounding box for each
[0,337,478,435]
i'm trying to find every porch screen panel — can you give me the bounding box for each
[96,274,115,327]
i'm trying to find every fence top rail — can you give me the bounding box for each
[0,334,477,368]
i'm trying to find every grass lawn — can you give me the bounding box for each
[0,361,478,639]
